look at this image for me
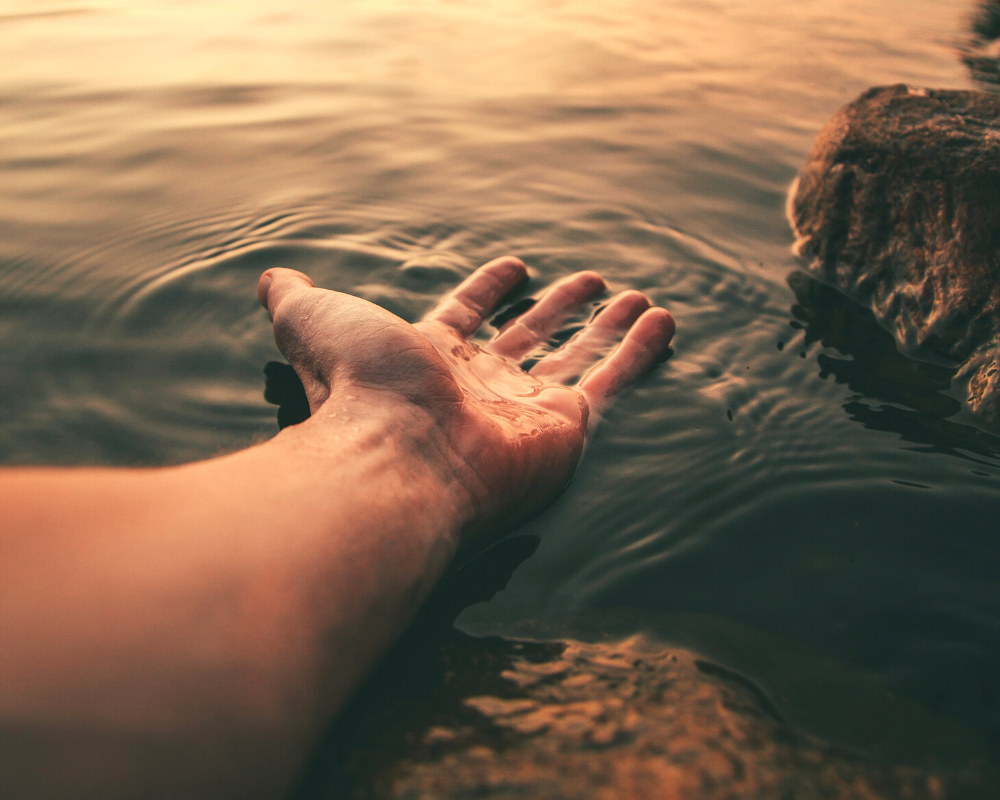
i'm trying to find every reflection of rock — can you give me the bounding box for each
[789,84,1000,427]
[787,271,1000,463]
[973,0,1000,41]
[787,272,959,417]
[387,637,968,800]
[961,1,1000,87]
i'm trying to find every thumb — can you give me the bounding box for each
[258,268,315,321]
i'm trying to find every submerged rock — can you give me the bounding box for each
[303,539,996,799]
[788,84,1000,427]
[381,637,978,800]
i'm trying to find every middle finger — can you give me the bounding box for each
[488,271,606,359]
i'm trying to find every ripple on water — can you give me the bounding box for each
[1,0,998,786]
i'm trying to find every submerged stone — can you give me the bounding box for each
[382,637,981,800]
[304,540,997,799]
[788,84,1000,427]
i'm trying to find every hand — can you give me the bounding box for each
[257,256,674,543]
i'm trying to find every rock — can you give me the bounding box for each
[314,622,998,799]
[308,539,998,799]
[788,84,1000,427]
[388,638,971,800]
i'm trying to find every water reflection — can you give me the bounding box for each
[788,270,1000,464]
[961,0,1000,87]
[843,402,1000,466]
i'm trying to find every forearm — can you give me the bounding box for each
[0,390,471,795]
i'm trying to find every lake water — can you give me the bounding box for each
[2,0,998,789]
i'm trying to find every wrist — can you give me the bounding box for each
[183,387,479,729]
[268,383,477,556]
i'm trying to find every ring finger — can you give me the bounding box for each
[529,290,652,384]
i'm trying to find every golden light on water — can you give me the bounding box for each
[1,0,998,794]
[1,0,968,105]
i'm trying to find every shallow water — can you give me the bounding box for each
[2,0,998,782]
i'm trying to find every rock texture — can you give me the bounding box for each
[310,542,996,800]
[789,84,1000,426]
[377,638,988,800]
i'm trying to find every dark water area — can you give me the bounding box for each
[3,0,1000,791]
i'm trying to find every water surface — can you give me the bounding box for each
[1,0,997,779]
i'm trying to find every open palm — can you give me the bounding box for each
[258,256,674,542]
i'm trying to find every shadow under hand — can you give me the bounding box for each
[787,271,1000,463]
[263,362,311,430]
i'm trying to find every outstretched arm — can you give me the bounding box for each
[0,257,673,799]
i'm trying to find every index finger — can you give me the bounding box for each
[422,256,528,336]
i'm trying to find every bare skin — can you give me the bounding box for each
[0,257,674,799]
